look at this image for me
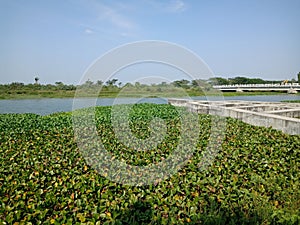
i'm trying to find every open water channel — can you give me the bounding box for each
[0,94,299,115]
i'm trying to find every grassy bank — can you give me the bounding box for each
[0,88,289,99]
[1,104,299,224]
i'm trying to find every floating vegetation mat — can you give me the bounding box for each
[0,103,299,224]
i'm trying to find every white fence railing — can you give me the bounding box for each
[213,83,300,89]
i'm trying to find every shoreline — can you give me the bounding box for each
[0,91,295,100]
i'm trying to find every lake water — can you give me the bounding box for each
[0,94,299,115]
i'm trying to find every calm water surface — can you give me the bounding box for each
[0,95,299,115]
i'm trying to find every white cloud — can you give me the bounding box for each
[85,1,135,30]
[78,0,137,38]
[167,0,186,13]
[145,0,187,13]
[84,28,94,34]
[119,32,138,38]
[101,6,134,30]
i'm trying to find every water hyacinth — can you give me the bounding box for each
[0,103,299,224]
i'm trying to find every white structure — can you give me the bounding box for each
[213,83,300,93]
[168,99,300,135]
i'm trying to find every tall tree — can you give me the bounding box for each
[34,77,39,84]
[96,80,103,86]
[84,80,94,87]
[297,72,300,83]
[105,79,118,86]
[229,77,249,85]
[172,79,190,88]
[208,77,229,85]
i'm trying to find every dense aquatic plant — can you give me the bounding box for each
[0,104,299,224]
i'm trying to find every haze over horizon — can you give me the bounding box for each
[1,0,300,85]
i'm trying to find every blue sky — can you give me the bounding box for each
[1,0,300,84]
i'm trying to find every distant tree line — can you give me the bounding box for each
[0,82,77,91]
[208,77,287,85]
[0,76,298,92]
